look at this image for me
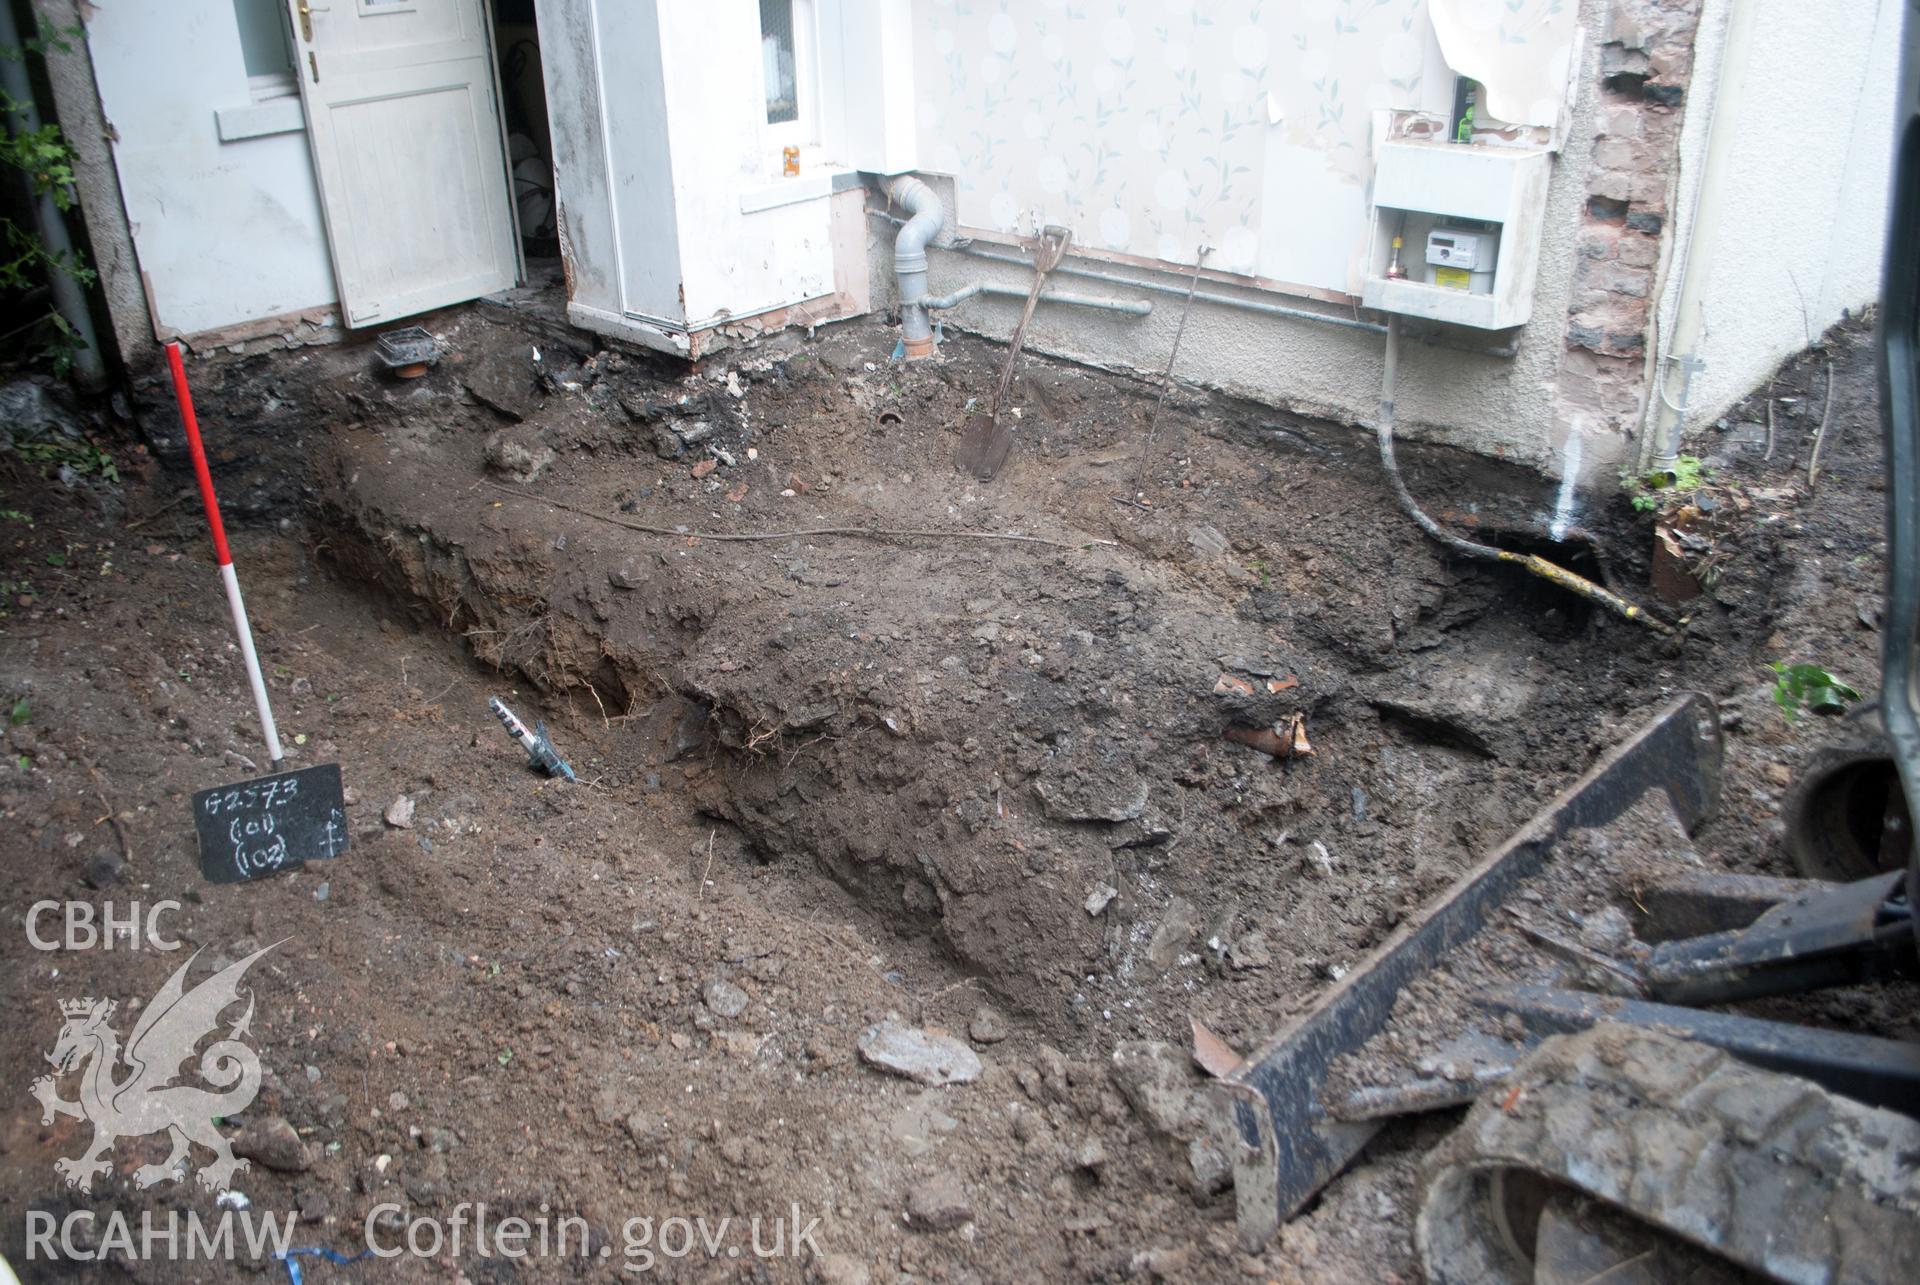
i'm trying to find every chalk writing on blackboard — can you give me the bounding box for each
[190,763,350,885]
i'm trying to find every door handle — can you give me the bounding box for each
[297,1,330,42]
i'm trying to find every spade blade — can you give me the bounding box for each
[955,408,1014,481]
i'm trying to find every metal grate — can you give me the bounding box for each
[374,326,437,371]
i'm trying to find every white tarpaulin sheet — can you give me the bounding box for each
[1429,0,1580,127]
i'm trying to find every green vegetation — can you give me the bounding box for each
[13,437,117,483]
[1627,455,1710,513]
[1770,661,1862,724]
[0,24,93,375]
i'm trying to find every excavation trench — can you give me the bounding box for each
[267,307,1684,1056]
[1,305,1882,1283]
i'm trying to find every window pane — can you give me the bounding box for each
[760,0,797,125]
[232,0,293,79]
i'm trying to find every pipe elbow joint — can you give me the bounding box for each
[884,175,944,359]
[885,174,942,266]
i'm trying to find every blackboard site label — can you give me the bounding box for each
[191,763,350,885]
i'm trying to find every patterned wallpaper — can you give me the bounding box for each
[911,0,1458,293]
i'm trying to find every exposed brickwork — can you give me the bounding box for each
[1555,0,1706,438]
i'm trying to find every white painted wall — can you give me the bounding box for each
[890,0,1610,479]
[84,0,336,338]
[654,3,836,327]
[539,0,841,354]
[1677,0,1899,432]
[537,0,679,331]
[911,0,1456,293]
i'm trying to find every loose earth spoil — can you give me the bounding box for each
[0,303,1909,1282]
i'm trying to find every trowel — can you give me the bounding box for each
[954,224,1072,481]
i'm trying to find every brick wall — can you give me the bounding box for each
[1555,0,1708,440]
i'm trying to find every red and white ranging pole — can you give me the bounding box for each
[164,340,284,766]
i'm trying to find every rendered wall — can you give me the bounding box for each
[654,3,837,325]
[1678,0,1898,433]
[82,0,336,338]
[539,0,843,354]
[538,0,683,331]
[912,0,1454,292]
[897,0,1897,492]
[899,0,1622,492]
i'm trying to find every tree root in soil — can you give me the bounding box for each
[479,480,1114,551]
[1376,318,1675,637]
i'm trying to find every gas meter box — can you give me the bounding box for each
[1362,139,1551,329]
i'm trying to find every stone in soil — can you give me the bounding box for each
[1188,1137,1232,1197]
[83,849,125,888]
[904,1173,973,1230]
[483,430,555,484]
[461,355,538,421]
[702,978,749,1018]
[419,1126,459,1153]
[1032,746,1150,822]
[816,1252,872,1285]
[293,1185,331,1223]
[231,1116,310,1172]
[1229,931,1272,970]
[1146,898,1199,971]
[383,795,415,829]
[1109,1041,1203,1140]
[967,1005,1008,1045]
[1369,649,1542,759]
[858,1021,982,1086]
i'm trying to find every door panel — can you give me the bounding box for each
[287,0,517,326]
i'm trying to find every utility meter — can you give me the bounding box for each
[1425,226,1498,294]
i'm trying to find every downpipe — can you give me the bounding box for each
[882,175,943,359]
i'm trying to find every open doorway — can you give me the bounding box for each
[493,0,557,261]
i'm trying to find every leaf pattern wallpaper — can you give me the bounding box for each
[912,0,1473,293]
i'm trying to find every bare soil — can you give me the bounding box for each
[0,300,1904,1283]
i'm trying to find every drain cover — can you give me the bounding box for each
[375,326,438,377]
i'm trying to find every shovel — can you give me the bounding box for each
[955,224,1072,481]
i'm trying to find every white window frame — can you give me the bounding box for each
[763,0,821,164]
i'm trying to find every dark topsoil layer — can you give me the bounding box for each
[0,303,1903,1283]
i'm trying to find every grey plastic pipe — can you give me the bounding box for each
[883,175,944,359]
[956,242,1388,336]
[923,281,1152,316]
[869,209,1519,357]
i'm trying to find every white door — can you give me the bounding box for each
[285,0,518,327]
